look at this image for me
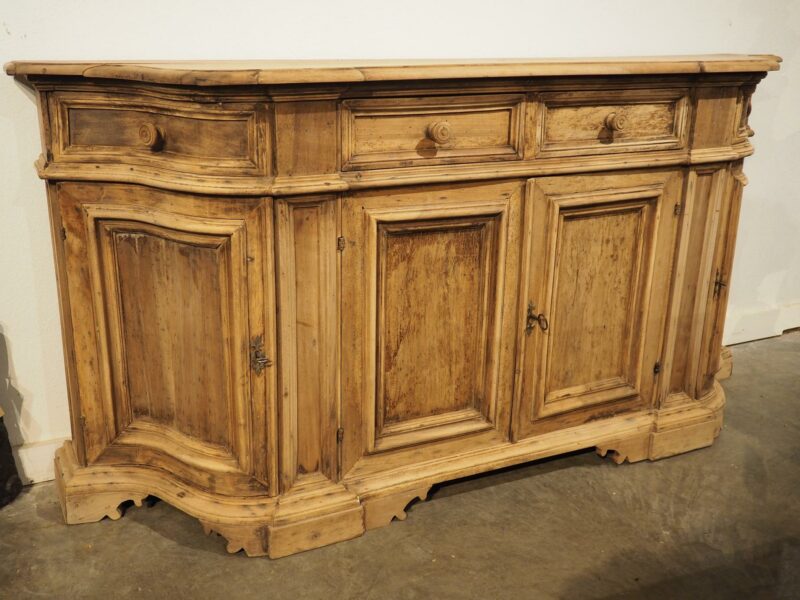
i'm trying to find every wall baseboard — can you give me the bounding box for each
[724,302,800,346]
[12,437,70,484]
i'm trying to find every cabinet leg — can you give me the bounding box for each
[597,383,727,464]
[55,442,146,524]
[596,433,651,464]
[200,521,269,557]
[362,485,431,530]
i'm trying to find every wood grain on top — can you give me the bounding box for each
[5,55,781,86]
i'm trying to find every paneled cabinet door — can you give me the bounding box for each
[341,181,523,475]
[55,183,277,496]
[695,167,744,397]
[513,170,681,438]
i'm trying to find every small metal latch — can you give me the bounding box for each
[249,335,273,374]
[525,302,549,334]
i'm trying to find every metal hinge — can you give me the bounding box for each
[61,227,67,241]
[337,236,346,252]
[249,334,273,374]
[713,269,728,299]
[336,427,345,481]
[653,361,662,375]
[673,203,683,216]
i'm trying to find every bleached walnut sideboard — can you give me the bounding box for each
[6,56,780,557]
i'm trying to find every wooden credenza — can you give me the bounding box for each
[6,56,780,557]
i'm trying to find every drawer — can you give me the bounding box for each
[534,88,690,158]
[341,94,525,170]
[50,91,270,176]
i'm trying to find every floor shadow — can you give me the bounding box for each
[117,495,237,557]
[0,326,24,506]
[562,537,800,599]
[427,447,599,501]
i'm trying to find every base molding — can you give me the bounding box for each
[53,383,727,558]
[268,475,364,559]
[596,382,725,464]
[716,346,733,380]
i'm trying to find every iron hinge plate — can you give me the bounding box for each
[713,269,728,299]
[249,334,273,374]
[653,361,662,375]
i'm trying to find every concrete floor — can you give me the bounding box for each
[1,332,798,599]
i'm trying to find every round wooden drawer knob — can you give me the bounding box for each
[604,112,628,133]
[138,123,164,151]
[426,120,452,145]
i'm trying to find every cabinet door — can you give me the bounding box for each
[56,183,277,495]
[695,167,744,396]
[514,170,681,438]
[341,181,523,475]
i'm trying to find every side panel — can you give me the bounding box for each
[696,165,745,396]
[275,197,340,489]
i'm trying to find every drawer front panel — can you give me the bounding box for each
[535,89,690,158]
[341,94,525,170]
[51,92,270,176]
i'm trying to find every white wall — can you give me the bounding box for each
[1,0,798,483]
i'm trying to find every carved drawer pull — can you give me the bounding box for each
[426,120,452,145]
[138,123,165,151]
[604,112,628,133]
[525,302,549,334]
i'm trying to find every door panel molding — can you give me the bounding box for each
[514,171,681,438]
[58,183,276,495]
[341,181,523,474]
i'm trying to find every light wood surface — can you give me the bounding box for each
[5,55,781,86]
[8,55,778,557]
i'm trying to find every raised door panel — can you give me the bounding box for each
[514,170,681,438]
[341,181,523,475]
[108,222,234,446]
[56,183,277,495]
[376,215,497,445]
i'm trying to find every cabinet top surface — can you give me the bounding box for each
[5,55,781,86]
